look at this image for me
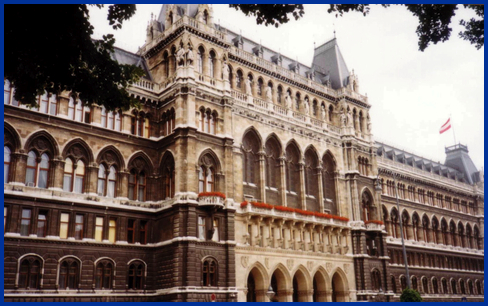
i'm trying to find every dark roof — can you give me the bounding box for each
[111,47,152,81]
[444,144,481,185]
[157,4,200,31]
[312,38,350,90]
[375,141,475,184]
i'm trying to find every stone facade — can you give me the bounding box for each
[3,4,483,302]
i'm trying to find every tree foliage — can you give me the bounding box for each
[232,4,484,52]
[229,4,304,28]
[400,288,423,302]
[4,4,145,111]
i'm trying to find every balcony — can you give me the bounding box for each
[197,192,226,208]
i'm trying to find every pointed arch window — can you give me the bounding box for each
[4,146,11,183]
[95,261,113,289]
[197,47,204,74]
[59,260,79,290]
[63,159,85,193]
[236,70,243,90]
[128,262,144,290]
[25,151,49,188]
[209,51,216,78]
[265,139,280,190]
[198,166,214,193]
[18,257,42,289]
[129,170,146,202]
[304,151,318,198]
[361,193,372,222]
[202,258,217,287]
[98,164,117,198]
[277,86,283,104]
[39,92,57,115]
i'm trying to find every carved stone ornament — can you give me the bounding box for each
[241,256,249,268]
[307,261,313,272]
[343,263,350,274]
[35,139,48,151]
[286,259,294,271]
[326,262,333,273]
[134,158,146,172]
[104,152,115,164]
[69,145,83,159]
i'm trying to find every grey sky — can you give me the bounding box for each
[90,4,484,170]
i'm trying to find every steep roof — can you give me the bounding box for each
[444,144,481,185]
[157,4,200,31]
[111,47,152,81]
[312,38,350,90]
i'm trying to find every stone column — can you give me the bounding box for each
[12,153,27,185]
[91,105,102,127]
[50,158,64,190]
[316,167,324,212]
[258,151,266,203]
[57,92,70,119]
[121,112,133,134]
[118,171,129,199]
[85,164,98,195]
[279,157,287,207]
[299,162,306,210]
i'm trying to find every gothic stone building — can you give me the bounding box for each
[3,4,484,302]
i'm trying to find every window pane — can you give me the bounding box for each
[108,219,116,243]
[60,213,69,239]
[97,179,105,196]
[76,161,85,175]
[74,177,83,193]
[38,170,48,188]
[63,174,72,192]
[212,218,219,241]
[198,217,206,239]
[107,181,115,198]
[75,215,84,240]
[27,151,37,167]
[95,217,103,241]
[138,187,145,202]
[37,213,46,237]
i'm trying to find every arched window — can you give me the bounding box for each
[422,216,430,243]
[162,154,175,199]
[236,70,243,90]
[97,164,117,198]
[18,257,42,289]
[322,153,337,214]
[412,214,420,241]
[95,260,113,289]
[242,131,260,186]
[198,166,214,193]
[432,278,439,294]
[442,278,449,294]
[25,151,49,188]
[465,224,472,249]
[59,259,79,290]
[473,226,480,249]
[209,51,216,78]
[411,276,418,291]
[371,269,381,291]
[451,279,458,294]
[328,105,334,122]
[277,86,283,104]
[390,209,399,238]
[4,146,11,183]
[257,78,263,96]
[285,144,300,195]
[449,221,457,246]
[401,211,410,240]
[265,137,281,190]
[39,92,57,115]
[458,223,465,248]
[422,277,429,293]
[400,276,407,291]
[460,279,466,295]
[128,262,144,290]
[197,47,204,74]
[295,92,300,110]
[63,159,85,193]
[391,275,397,293]
[476,280,481,295]
[202,258,217,287]
[468,280,474,295]
[304,150,319,200]
[203,10,209,24]
[129,170,146,202]
[361,192,372,222]
[200,109,217,135]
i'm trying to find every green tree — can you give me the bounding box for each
[400,288,423,302]
[231,4,484,51]
[4,4,145,111]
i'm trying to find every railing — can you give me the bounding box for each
[273,104,287,116]
[198,195,225,207]
[311,118,323,128]
[231,89,247,102]
[253,97,268,110]
[292,111,306,123]
[134,79,155,91]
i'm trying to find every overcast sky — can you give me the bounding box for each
[90,4,484,171]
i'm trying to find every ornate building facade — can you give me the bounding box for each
[3,4,483,302]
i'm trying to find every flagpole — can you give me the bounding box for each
[450,114,457,145]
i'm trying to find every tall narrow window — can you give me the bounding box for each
[107,111,114,130]
[25,151,38,187]
[68,98,75,119]
[129,170,146,202]
[98,165,117,198]
[4,146,11,183]
[212,218,219,241]
[101,107,107,127]
[18,258,41,289]
[202,259,217,287]
[74,160,85,193]
[36,211,47,237]
[128,263,144,290]
[38,153,49,189]
[97,164,106,196]
[20,209,32,236]
[209,52,216,78]
[144,118,150,138]
[63,158,73,192]
[40,93,49,114]
[95,217,104,242]
[59,261,79,290]
[75,215,84,240]
[127,219,135,243]
[198,216,206,240]
[139,221,147,245]
[75,102,83,122]
[115,112,121,131]
[108,218,116,243]
[277,86,283,104]
[198,167,215,193]
[197,47,204,74]
[4,80,12,105]
[63,159,85,193]
[95,261,113,289]
[59,213,70,239]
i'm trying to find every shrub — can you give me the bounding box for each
[400,288,422,302]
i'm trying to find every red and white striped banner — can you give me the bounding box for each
[439,118,451,134]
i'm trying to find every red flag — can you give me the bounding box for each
[439,118,451,134]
